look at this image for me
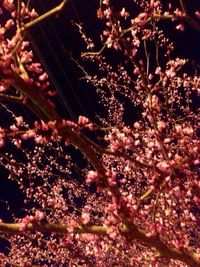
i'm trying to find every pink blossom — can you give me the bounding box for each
[10,124,18,131]
[182,126,193,136]
[4,19,14,30]
[78,115,89,126]
[157,161,170,173]
[176,23,185,31]
[35,136,44,144]
[15,116,23,127]
[195,11,200,19]
[157,121,166,131]
[13,139,21,148]
[0,85,7,92]
[21,51,33,64]
[174,8,184,17]
[81,213,90,224]
[175,124,182,134]
[29,8,38,18]
[134,122,141,130]
[35,210,44,221]
[3,0,14,11]
[86,170,98,184]
[102,0,109,6]
[0,140,5,148]
[39,72,48,81]
[48,90,57,96]
[134,12,148,24]
[120,8,129,18]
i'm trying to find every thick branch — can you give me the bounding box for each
[0,222,108,235]
[0,222,199,266]
[126,222,200,267]
[2,72,60,121]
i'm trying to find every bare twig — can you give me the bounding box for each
[23,0,69,30]
[0,93,23,103]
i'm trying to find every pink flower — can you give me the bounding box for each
[48,120,57,129]
[39,72,48,81]
[81,213,90,224]
[3,0,14,11]
[107,227,117,239]
[174,8,184,17]
[157,161,170,173]
[35,136,44,144]
[29,8,38,18]
[86,170,98,184]
[176,23,184,32]
[157,121,166,131]
[166,68,176,78]
[182,126,193,136]
[174,186,181,197]
[0,85,7,92]
[120,8,129,18]
[103,0,109,6]
[134,122,142,130]
[15,116,23,127]
[86,123,94,131]
[147,141,154,148]
[48,90,57,96]
[5,19,14,30]
[21,51,33,64]
[78,115,89,126]
[13,139,21,148]
[175,124,182,134]
[195,11,200,19]
[134,12,148,24]
[35,211,44,221]
[10,124,18,131]
[19,222,26,231]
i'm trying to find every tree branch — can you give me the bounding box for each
[152,13,200,32]
[23,0,69,30]
[0,93,23,103]
[0,222,199,266]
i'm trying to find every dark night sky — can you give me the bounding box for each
[28,0,102,121]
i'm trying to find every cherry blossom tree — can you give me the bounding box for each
[0,0,199,266]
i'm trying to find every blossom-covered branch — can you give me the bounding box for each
[0,221,199,266]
